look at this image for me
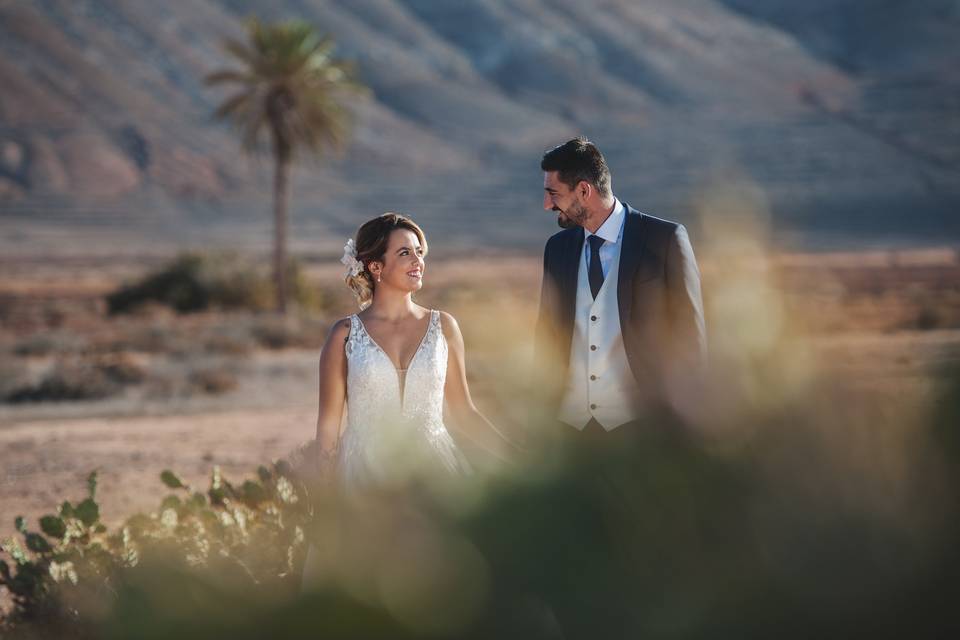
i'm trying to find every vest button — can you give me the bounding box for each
[590,375,597,381]
[590,345,597,351]
[590,403,597,410]
[591,315,597,322]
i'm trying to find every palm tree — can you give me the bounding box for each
[206,18,363,314]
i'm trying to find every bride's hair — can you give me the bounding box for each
[346,212,428,309]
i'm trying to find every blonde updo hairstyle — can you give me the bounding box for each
[346,212,428,309]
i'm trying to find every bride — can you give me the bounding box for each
[312,212,516,492]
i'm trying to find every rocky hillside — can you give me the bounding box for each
[0,0,956,254]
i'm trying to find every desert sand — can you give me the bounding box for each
[3,250,959,542]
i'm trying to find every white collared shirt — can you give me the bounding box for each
[582,198,626,279]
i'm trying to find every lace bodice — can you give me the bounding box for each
[337,310,470,490]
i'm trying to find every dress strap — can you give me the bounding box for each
[345,314,362,356]
[430,309,442,337]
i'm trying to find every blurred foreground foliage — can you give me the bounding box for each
[106,252,321,315]
[1,461,312,639]
[3,371,960,638]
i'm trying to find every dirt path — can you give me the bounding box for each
[0,407,316,540]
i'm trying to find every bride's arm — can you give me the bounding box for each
[440,311,523,464]
[315,318,350,478]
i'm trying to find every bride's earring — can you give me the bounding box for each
[376,273,382,283]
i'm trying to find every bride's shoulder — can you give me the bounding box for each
[318,317,354,367]
[436,310,462,340]
[324,316,354,346]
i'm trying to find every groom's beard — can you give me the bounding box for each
[555,202,588,229]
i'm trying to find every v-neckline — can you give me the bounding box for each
[354,311,435,408]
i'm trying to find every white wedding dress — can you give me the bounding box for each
[336,309,471,491]
[301,310,471,591]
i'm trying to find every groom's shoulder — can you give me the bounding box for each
[625,205,679,231]
[626,207,683,244]
[544,226,580,251]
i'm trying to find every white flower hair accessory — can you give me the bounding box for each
[340,238,364,278]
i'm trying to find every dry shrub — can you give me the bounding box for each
[106,252,321,315]
[6,359,119,403]
[200,326,256,355]
[91,352,148,384]
[13,331,86,357]
[3,353,149,403]
[189,367,238,395]
[143,374,177,400]
[0,359,31,401]
[110,323,182,354]
[250,314,331,350]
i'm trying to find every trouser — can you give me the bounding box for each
[541,419,645,638]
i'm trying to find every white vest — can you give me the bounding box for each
[558,238,639,431]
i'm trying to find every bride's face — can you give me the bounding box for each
[373,229,426,293]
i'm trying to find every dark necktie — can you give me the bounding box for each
[587,235,605,299]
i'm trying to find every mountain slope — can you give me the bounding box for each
[1,0,956,253]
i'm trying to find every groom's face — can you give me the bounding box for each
[543,171,588,229]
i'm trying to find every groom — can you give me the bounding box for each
[533,137,707,440]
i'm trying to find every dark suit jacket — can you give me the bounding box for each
[533,204,707,423]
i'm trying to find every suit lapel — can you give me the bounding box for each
[617,205,645,330]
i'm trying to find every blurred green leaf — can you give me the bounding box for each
[39,515,67,539]
[198,510,221,532]
[2,538,28,565]
[87,470,98,500]
[25,533,52,553]
[60,500,74,518]
[125,513,153,535]
[209,487,226,506]
[14,516,26,533]
[189,492,207,508]
[75,498,100,526]
[274,459,293,477]
[161,495,182,511]
[241,480,267,506]
[258,465,271,483]
[160,470,185,489]
[210,465,223,491]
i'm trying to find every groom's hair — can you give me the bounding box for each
[541,137,611,198]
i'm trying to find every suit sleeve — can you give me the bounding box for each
[532,239,562,423]
[664,224,707,413]
[534,240,554,341]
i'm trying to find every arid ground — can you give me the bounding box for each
[3,249,960,542]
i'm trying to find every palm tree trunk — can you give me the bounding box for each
[273,156,289,314]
